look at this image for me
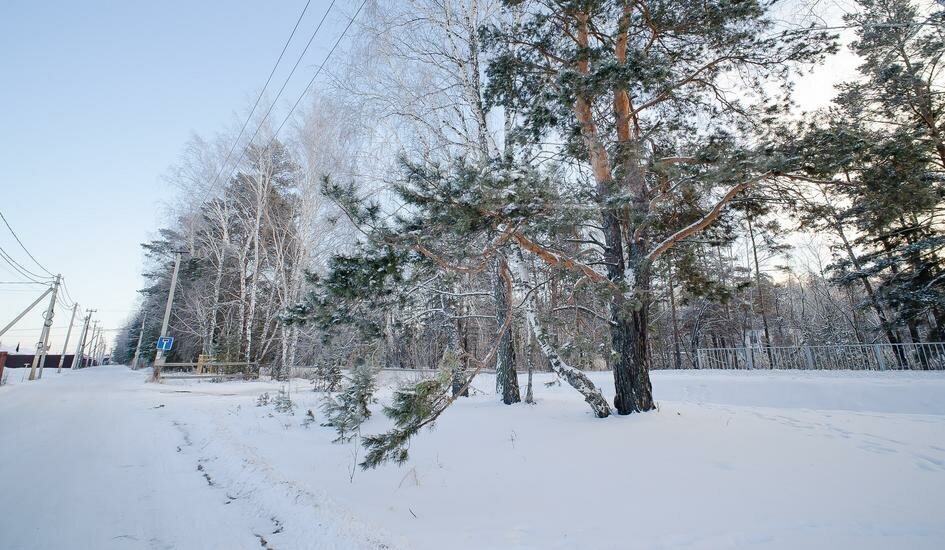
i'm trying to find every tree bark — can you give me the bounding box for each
[493,254,521,404]
[667,256,683,370]
[443,291,468,397]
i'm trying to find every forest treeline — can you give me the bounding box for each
[113,0,944,463]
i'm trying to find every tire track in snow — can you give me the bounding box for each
[170,409,397,550]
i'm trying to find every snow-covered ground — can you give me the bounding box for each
[2,366,944,549]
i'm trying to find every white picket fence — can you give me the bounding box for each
[695,342,945,371]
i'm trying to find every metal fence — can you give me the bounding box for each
[695,342,945,371]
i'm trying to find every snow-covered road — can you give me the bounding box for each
[0,367,379,550]
[2,366,945,549]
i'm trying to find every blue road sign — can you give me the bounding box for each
[156,336,174,351]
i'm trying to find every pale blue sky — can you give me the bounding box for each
[0,1,346,352]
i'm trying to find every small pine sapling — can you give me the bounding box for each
[321,362,378,442]
[273,387,295,414]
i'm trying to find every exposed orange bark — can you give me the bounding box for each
[511,231,612,286]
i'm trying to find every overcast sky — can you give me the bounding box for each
[0,0,858,355]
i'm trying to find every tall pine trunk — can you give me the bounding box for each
[494,255,520,404]
[611,254,655,414]
[570,10,655,415]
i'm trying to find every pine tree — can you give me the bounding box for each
[321,361,377,443]
[482,0,835,413]
[785,0,945,347]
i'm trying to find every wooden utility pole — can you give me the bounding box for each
[57,303,79,373]
[97,334,106,365]
[87,321,99,367]
[130,313,147,370]
[72,310,94,369]
[153,251,183,381]
[30,274,61,380]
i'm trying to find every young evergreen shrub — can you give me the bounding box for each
[321,362,377,442]
[273,387,295,414]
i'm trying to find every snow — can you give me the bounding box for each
[2,366,945,549]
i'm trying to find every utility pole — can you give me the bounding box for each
[72,310,93,369]
[83,321,97,368]
[131,313,147,370]
[30,274,61,381]
[88,322,100,366]
[94,327,102,366]
[98,331,108,365]
[57,303,79,373]
[153,251,183,381]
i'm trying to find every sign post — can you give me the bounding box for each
[152,252,183,382]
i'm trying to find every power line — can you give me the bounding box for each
[199,0,317,212]
[195,0,361,230]
[0,288,50,293]
[0,209,55,277]
[1,326,118,333]
[267,0,366,145]
[0,245,51,283]
[0,205,88,332]
[200,0,341,212]
[58,279,77,308]
[224,0,339,167]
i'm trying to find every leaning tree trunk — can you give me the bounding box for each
[493,255,521,404]
[512,255,610,416]
[524,302,610,418]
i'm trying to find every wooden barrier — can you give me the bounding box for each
[159,358,259,380]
